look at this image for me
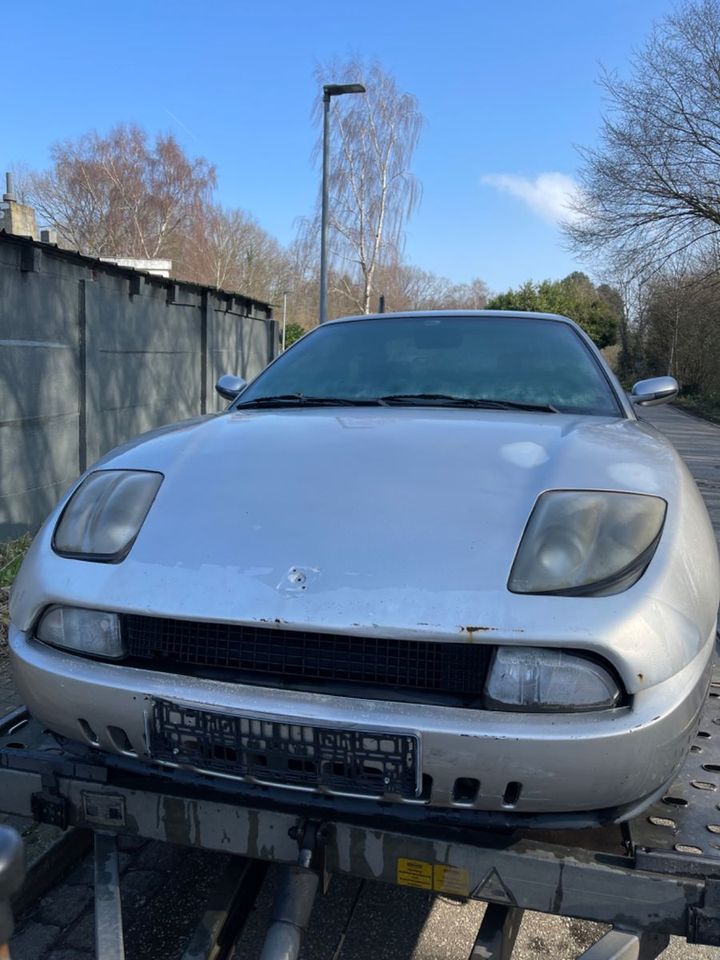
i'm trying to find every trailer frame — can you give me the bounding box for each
[3,671,720,960]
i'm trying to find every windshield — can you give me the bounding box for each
[235,316,621,416]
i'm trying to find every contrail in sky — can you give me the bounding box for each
[164,108,199,142]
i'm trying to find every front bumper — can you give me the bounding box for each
[8,625,715,817]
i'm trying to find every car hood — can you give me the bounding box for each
[114,407,679,570]
[101,406,678,605]
[15,405,718,692]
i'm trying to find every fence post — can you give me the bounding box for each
[200,291,209,415]
[77,279,87,474]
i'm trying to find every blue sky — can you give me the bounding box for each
[4,0,677,293]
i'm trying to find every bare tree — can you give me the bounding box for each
[566,0,720,278]
[183,203,290,301]
[440,277,490,311]
[27,124,215,260]
[634,265,720,390]
[303,58,423,316]
[370,260,489,313]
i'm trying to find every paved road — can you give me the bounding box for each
[641,404,720,537]
[10,403,720,960]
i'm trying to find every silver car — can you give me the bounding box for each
[8,311,719,825]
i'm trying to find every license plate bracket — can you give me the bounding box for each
[149,699,420,799]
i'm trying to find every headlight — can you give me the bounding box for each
[36,606,125,660]
[508,491,666,596]
[484,647,622,712]
[53,470,163,562]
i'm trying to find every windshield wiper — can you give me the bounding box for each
[473,398,559,413]
[236,393,558,413]
[379,394,558,412]
[235,394,387,408]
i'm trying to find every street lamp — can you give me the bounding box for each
[319,82,366,324]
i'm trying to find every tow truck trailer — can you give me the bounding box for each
[0,660,719,960]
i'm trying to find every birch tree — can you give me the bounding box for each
[308,59,423,315]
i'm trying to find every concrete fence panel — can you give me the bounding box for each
[0,234,275,539]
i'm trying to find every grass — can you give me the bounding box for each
[0,535,31,589]
[674,394,720,426]
[0,534,31,646]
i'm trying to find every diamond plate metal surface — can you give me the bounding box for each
[630,663,720,875]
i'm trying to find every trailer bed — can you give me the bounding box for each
[1,661,719,960]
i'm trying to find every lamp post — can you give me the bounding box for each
[319,82,366,324]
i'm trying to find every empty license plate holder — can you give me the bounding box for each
[149,699,420,798]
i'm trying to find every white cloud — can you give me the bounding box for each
[480,172,581,224]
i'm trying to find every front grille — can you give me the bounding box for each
[121,615,491,701]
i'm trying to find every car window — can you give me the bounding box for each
[237,316,621,416]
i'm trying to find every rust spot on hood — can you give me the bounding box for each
[461,625,495,640]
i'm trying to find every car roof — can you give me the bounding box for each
[324,309,576,326]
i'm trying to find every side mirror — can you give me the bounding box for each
[631,376,679,407]
[215,374,247,402]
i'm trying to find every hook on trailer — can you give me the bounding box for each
[288,818,331,870]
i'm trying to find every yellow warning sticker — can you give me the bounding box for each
[396,858,470,897]
[396,858,433,889]
[433,864,470,897]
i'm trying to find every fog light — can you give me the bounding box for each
[484,646,622,712]
[36,606,125,660]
